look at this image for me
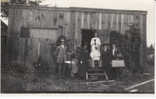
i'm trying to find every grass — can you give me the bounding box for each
[1,62,154,93]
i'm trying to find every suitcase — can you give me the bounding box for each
[112,60,125,67]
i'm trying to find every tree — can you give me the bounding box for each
[1,0,44,17]
[1,2,8,17]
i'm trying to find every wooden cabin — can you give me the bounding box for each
[7,5,147,70]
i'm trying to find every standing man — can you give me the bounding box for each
[129,24,142,73]
[56,38,67,78]
[90,32,101,68]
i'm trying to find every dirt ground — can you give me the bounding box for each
[1,63,154,93]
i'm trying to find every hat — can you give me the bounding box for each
[60,38,65,42]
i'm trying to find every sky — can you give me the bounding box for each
[40,0,155,46]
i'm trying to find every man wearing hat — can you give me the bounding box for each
[56,38,67,77]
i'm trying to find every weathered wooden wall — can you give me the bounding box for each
[70,8,146,47]
[8,6,73,68]
[8,7,72,38]
[8,5,147,68]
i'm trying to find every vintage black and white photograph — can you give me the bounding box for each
[1,0,155,93]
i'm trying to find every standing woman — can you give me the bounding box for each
[101,44,112,78]
[56,38,67,77]
[90,32,101,68]
[79,44,89,79]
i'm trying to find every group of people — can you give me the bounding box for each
[54,32,121,79]
[55,37,88,79]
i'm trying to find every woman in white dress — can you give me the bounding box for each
[90,32,101,68]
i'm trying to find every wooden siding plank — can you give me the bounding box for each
[98,13,102,30]
[81,12,84,28]
[95,13,99,29]
[8,8,15,36]
[70,11,75,39]
[102,13,107,30]
[139,15,144,68]
[83,13,88,29]
[75,12,79,40]
[14,9,18,35]
[112,14,117,31]
[90,13,94,29]
[115,14,119,31]
[87,13,90,29]
[63,12,70,37]
[124,14,129,34]
[120,14,124,34]
[110,14,114,31]
[77,12,82,47]
[118,14,122,33]
[107,14,111,32]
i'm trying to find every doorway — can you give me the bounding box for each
[81,29,95,52]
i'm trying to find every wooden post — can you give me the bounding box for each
[140,14,147,68]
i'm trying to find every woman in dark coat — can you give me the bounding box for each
[78,44,89,80]
[101,44,112,79]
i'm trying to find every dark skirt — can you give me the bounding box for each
[78,61,88,79]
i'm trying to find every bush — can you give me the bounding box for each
[6,61,31,78]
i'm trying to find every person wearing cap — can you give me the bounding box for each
[56,38,67,77]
